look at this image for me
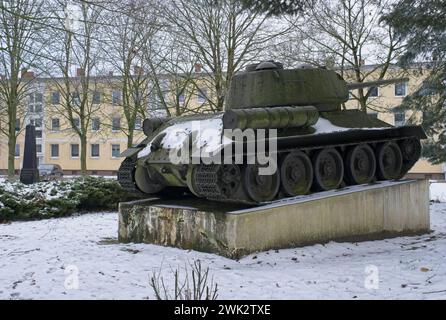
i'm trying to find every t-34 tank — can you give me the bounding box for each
[118,61,426,203]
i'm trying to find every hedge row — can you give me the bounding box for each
[0,177,138,221]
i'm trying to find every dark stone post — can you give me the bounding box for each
[20,124,39,184]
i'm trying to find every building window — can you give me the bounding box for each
[133,91,141,104]
[52,118,60,131]
[71,144,79,158]
[28,92,43,113]
[36,144,42,154]
[50,144,59,158]
[111,144,120,158]
[15,144,20,157]
[197,89,206,104]
[91,144,100,157]
[134,117,142,130]
[369,112,379,119]
[149,93,164,110]
[71,92,81,106]
[395,83,407,97]
[51,91,60,104]
[112,117,121,131]
[348,91,354,100]
[92,91,101,104]
[112,90,121,105]
[72,117,80,130]
[419,85,436,97]
[30,118,42,139]
[394,112,405,126]
[368,86,378,97]
[91,117,100,131]
[15,119,20,131]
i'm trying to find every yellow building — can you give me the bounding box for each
[0,71,211,175]
[1,64,444,179]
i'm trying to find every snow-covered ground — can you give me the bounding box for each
[430,182,446,203]
[0,203,445,300]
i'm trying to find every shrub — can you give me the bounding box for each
[0,176,138,221]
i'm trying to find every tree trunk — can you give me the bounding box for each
[80,135,87,176]
[359,97,368,113]
[127,130,134,149]
[7,134,16,178]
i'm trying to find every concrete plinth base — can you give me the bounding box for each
[118,179,430,259]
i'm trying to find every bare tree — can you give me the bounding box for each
[282,0,404,112]
[142,30,204,117]
[0,0,47,178]
[163,0,291,112]
[41,0,104,175]
[101,0,164,148]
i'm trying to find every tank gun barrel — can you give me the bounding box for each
[347,77,409,90]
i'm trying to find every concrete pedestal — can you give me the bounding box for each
[118,179,430,259]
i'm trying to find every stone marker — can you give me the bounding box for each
[20,124,39,184]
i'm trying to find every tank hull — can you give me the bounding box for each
[118,109,426,204]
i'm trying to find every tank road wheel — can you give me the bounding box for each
[376,141,403,180]
[344,144,376,185]
[243,164,280,202]
[398,137,422,178]
[220,164,242,198]
[280,151,313,196]
[312,148,344,191]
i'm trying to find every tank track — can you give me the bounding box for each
[192,165,222,200]
[117,157,143,195]
[189,136,421,204]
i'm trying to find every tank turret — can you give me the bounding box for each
[225,61,408,112]
[118,61,426,204]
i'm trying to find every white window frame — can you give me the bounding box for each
[28,92,43,113]
[112,117,121,132]
[92,91,101,104]
[31,118,43,139]
[134,117,142,130]
[50,144,59,158]
[51,91,60,104]
[51,118,60,132]
[368,86,379,98]
[394,82,407,97]
[394,112,406,126]
[71,144,79,158]
[72,117,80,130]
[91,117,100,132]
[112,90,122,105]
[90,144,100,158]
[111,144,120,158]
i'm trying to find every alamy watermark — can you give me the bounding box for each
[64,264,79,290]
[364,265,379,290]
[167,121,278,175]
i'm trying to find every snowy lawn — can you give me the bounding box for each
[430,182,446,203]
[0,203,445,300]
